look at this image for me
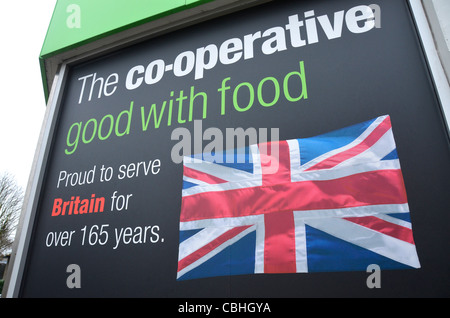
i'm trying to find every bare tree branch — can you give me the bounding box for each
[0,172,23,256]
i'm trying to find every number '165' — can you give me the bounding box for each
[81,224,109,246]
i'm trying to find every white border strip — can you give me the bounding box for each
[3,64,68,298]
[409,0,450,135]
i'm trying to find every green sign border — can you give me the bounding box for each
[39,0,214,100]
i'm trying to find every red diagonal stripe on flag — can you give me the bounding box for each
[177,225,252,273]
[344,216,415,244]
[305,116,391,171]
[183,165,227,184]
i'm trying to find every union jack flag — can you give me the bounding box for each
[177,115,420,280]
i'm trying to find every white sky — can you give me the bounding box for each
[0,1,57,190]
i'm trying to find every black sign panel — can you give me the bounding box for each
[20,0,450,297]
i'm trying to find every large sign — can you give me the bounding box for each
[17,0,450,297]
